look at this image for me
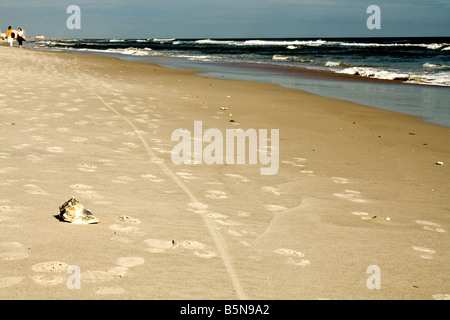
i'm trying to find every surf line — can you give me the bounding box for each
[76,80,248,300]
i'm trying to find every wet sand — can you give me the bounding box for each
[0,46,449,300]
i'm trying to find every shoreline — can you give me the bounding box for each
[29,45,450,128]
[0,46,449,300]
[39,44,450,87]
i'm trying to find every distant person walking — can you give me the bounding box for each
[17,28,25,49]
[6,26,14,47]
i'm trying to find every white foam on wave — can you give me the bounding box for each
[108,47,153,56]
[423,62,450,70]
[193,39,449,50]
[338,66,450,86]
[195,39,235,45]
[272,55,290,61]
[174,54,215,62]
[325,61,341,67]
[193,39,328,47]
[338,67,410,80]
[153,38,176,43]
[244,39,327,47]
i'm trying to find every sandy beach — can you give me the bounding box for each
[0,46,449,300]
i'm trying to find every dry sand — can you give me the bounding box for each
[0,46,449,300]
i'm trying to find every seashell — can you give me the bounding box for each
[58,197,100,224]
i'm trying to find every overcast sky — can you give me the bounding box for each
[1,0,449,38]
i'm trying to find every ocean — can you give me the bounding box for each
[28,37,450,127]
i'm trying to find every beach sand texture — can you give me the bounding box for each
[0,47,449,300]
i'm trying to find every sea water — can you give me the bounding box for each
[29,37,450,127]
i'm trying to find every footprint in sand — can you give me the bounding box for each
[116,257,145,268]
[227,229,243,238]
[205,190,227,200]
[265,204,288,212]
[23,184,50,196]
[75,120,89,125]
[193,251,217,259]
[71,137,89,143]
[150,156,165,164]
[334,190,367,203]
[149,123,161,130]
[96,136,112,142]
[331,177,349,184]
[0,167,19,174]
[30,261,70,286]
[30,136,47,142]
[412,246,436,260]
[97,159,117,167]
[114,147,131,154]
[123,107,138,114]
[188,202,209,214]
[261,186,284,196]
[123,142,139,148]
[151,147,171,154]
[144,239,178,253]
[78,163,97,173]
[214,219,239,227]
[141,173,165,183]
[109,224,145,236]
[299,169,315,176]
[206,213,229,219]
[0,277,24,288]
[47,146,64,153]
[224,174,249,183]
[0,242,29,261]
[415,220,446,233]
[27,155,44,163]
[275,248,310,267]
[111,176,136,184]
[110,216,142,243]
[144,239,216,259]
[238,211,251,217]
[176,171,198,181]
[281,159,306,168]
[70,184,102,200]
[181,240,205,250]
[86,257,144,295]
[103,121,116,127]
[13,144,31,150]
[116,215,141,224]
[182,240,217,259]
[351,211,372,220]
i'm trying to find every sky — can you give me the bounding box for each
[1,0,449,38]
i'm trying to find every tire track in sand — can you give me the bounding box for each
[76,79,247,300]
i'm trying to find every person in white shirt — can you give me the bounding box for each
[17,28,25,49]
